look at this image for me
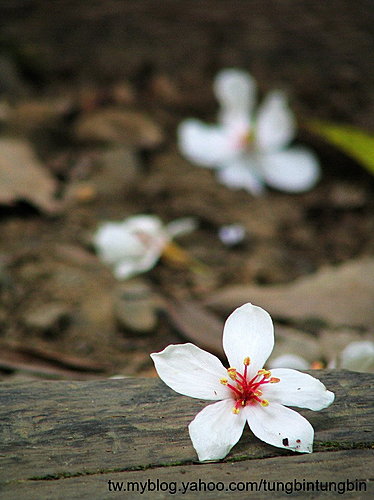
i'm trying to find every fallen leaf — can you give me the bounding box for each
[206,258,374,330]
[165,299,224,358]
[309,120,374,175]
[0,137,59,212]
[74,108,164,149]
[267,325,321,365]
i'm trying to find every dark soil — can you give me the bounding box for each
[0,1,373,380]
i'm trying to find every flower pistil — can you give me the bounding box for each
[220,357,280,414]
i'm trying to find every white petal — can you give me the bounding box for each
[178,119,235,167]
[255,90,296,152]
[189,399,246,461]
[260,147,320,192]
[150,343,231,400]
[213,69,256,119]
[339,341,374,373]
[165,217,197,239]
[268,354,310,371]
[94,222,144,265]
[245,402,314,453]
[263,368,335,411]
[114,250,160,279]
[222,303,274,375]
[217,157,265,195]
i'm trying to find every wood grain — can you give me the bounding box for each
[0,371,373,498]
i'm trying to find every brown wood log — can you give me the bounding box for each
[0,370,373,498]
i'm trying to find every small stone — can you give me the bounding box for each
[113,280,161,334]
[22,303,71,336]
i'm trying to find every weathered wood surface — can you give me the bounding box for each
[0,371,373,499]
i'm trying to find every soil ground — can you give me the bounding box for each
[0,1,373,380]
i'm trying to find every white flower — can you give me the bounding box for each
[151,303,334,461]
[94,215,196,279]
[270,340,374,374]
[178,69,320,195]
[337,341,374,373]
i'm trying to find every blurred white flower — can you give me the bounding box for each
[94,215,196,279]
[338,341,374,373]
[269,340,374,374]
[178,69,320,195]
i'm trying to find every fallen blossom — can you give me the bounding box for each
[178,69,320,195]
[151,303,334,461]
[94,215,196,279]
[269,340,374,373]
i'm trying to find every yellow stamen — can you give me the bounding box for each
[269,377,280,384]
[227,368,237,380]
[232,407,240,414]
[243,356,251,366]
[260,399,269,407]
[258,369,271,379]
[220,378,228,385]
[254,390,263,397]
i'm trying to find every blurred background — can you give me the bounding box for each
[0,0,373,380]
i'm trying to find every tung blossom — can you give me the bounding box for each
[151,303,334,461]
[270,341,374,373]
[94,214,196,280]
[178,69,320,195]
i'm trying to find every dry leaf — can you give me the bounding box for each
[0,137,59,213]
[206,258,374,329]
[74,108,164,148]
[165,299,224,357]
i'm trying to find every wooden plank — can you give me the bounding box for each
[2,450,372,500]
[0,371,373,498]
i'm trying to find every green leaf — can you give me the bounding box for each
[308,121,374,175]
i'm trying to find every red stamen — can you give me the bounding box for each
[226,382,242,397]
[221,364,280,412]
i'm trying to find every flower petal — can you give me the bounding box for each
[222,303,274,375]
[245,402,314,453]
[339,341,374,373]
[260,146,320,192]
[114,250,160,279]
[213,69,256,119]
[262,368,335,411]
[94,221,142,266]
[217,157,264,195]
[165,217,197,239]
[255,90,296,152]
[188,399,246,461]
[150,343,231,400]
[178,119,235,167]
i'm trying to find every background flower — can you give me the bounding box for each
[178,69,320,195]
[94,215,196,279]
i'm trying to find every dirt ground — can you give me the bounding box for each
[0,1,373,381]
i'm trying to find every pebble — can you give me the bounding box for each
[22,303,71,336]
[113,280,162,334]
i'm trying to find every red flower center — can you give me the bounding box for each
[220,357,280,414]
